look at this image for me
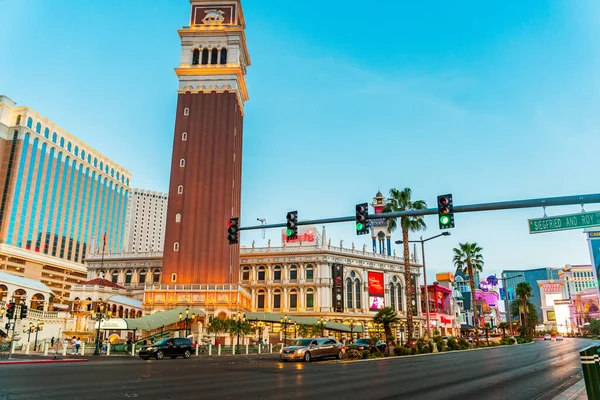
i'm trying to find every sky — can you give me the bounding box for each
[0,0,599,280]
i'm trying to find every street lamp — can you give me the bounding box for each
[499,274,523,336]
[255,321,266,343]
[22,323,35,344]
[318,317,327,338]
[396,232,451,340]
[348,319,355,343]
[32,320,44,351]
[178,308,196,338]
[234,312,246,353]
[90,303,112,356]
[279,315,290,346]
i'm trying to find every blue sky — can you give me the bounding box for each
[1,0,599,279]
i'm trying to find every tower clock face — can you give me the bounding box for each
[336,294,342,301]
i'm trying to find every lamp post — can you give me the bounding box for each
[396,232,451,340]
[348,319,355,343]
[255,321,265,343]
[234,312,246,353]
[22,323,34,344]
[32,320,44,351]
[279,315,290,346]
[90,303,112,356]
[179,308,196,338]
[293,322,298,339]
[499,274,523,336]
[318,317,327,338]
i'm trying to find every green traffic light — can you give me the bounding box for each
[286,229,293,237]
[440,215,450,225]
[356,222,364,231]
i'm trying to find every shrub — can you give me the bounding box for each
[457,337,469,350]
[346,349,361,360]
[361,350,371,360]
[447,337,460,351]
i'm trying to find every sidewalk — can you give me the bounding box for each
[553,380,587,400]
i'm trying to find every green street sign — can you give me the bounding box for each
[528,211,600,234]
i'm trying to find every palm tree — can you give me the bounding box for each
[498,322,509,340]
[516,282,532,337]
[373,307,400,346]
[453,242,484,341]
[384,188,427,343]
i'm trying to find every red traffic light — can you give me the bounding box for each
[439,197,449,206]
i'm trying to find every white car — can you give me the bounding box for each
[556,335,564,341]
[544,334,552,341]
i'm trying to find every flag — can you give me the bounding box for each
[103,232,107,251]
[499,288,506,300]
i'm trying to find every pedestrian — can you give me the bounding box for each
[215,338,221,347]
[51,337,55,347]
[75,337,81,355]
[126,338,132,355]
[71,336,77,355]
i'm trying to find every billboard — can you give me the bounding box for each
[368,271,384,311]
[281,226,316,245]
[542,283,562,293]
[331,264,344,312]
[589,231,600,290]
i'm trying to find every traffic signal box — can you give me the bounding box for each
[437,194,455,229]
[6,302,15,320]
[286,211,298,240]
[228,218,239,245]
[355,203,369,235]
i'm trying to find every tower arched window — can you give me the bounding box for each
[182,132,188,141]
[241,267,250,281]
[201,49,209,65]
[139,269,147,284]
[125,270,133,284]
[355,279,361,309]
[15,115,21,125]
[346,278,353,309]
[183,108,189,116]
[390,282,396,311]
[211,48,218,65]
[175,213,181,223]
[192,48,200,65]
[177,185,184,194]
[180,159,185,167]
[173,242,180,251]
[171,273,177,283]
[220,48,228,64]
[27,117,33,129]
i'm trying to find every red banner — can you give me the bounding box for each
[368,272,384,296]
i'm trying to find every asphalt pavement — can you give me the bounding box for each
[0,338,593,400]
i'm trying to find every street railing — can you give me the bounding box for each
[580,345,600,399]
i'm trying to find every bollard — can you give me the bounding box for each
[81,343,85,356]
[258,344,261,354]
[43,343,49,356]
[580,346,600,399]
[218,344,221,356]
[62,344,67,356]
[106,343,111,356]
[132,344,136,356]
[208,344,212,356]
[196,344,199,356]
[270,343,273,353]
[26,343,30,355]
[246,344,249,355]
[232,345,236,355]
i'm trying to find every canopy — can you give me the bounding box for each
[96,307,204,331]
[244,312,364,333]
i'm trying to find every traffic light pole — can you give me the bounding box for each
[237,193,600,231]
[8,305,19,361]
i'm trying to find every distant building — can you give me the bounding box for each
[453,265,480,312]
[501,267,560,320]
[124,189,168,253]
[558,264,598,299]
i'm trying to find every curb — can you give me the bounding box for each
[552,379,587,400]
[0,359,88,365]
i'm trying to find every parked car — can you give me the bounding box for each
[280,338,343,362]
[544,334,552,341]
[556,335,564,341]
[353,338,387,352]
[138,338,193,360]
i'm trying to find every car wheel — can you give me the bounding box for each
[183,350,191,359]
[156,351,164,360]
[304,352,312,362]
[337,351,343,360]
[142,357,150,360]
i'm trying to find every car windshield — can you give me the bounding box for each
[153,338,173,346]
[289,339,312,347]
[355,339,370,344]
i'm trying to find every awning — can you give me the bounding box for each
[95,308,204,331]
[244,312,364,333]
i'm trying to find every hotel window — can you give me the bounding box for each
[346,278,353,309]
[390,283,396,311]
[74,146,79,156]
[241,267,250,281]
[67,141,72,151]
[397,284,403,311]
[201,49,209,65]
[273,266,282,281]
[175,213,181,223]
[192,49,200,65]
[27,117,33,129]
[153,269,161,283]
[306,290,314,309]
[60,137,65,148]
[273,290,281,309]
[44,128,49,139]
[211,48,218,65]
[220,48,228,64]
[289,290,298,309]
[100,161,103,171]
[125,270,132,284]
[171,273,177,283]
[15,115,21,125]
[355,279,361,309]
[180,159,185,167]
[289,265,298,281]
[52,132,57,143]
[257,267,266,281]
[139,269,147,284]
[305,265,314,281]
[184,108,189,116]
[182,132,188,141]
[173,242,179,251]
[111,270,119,284]
[257,290,265,309]
[178,185,183,194]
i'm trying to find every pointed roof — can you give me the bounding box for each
[82,278,126,290]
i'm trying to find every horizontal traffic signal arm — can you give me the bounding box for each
[236,193,600,232]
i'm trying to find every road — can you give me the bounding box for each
[0,338,591,400]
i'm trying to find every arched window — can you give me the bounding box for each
[257,266,266,281]
[355,279,361,309]
[100,161,103,171]
[173,242,180,251]
[211,48,218,65]
[220,48,228,64]
[125,309,130,318]
[0,285,7,303]
[67,141,72,151]
[86,297,93,312]
[35,122,41,133]
[241,267,250,281]
[177,185,184,194]
[52,132,57,143]
[111,270,119,284]
[390,283,396,311]
[44,128,49,138]
[74,146,79,156]
[306,289,315,309]
[81,150,85,159]
[289,290,298,309]
[174,213,181,223]
[305,265,314,281]
[201,49,209,65]
[273,290,281,309]
[105,165,108,174]
[59,137,65,148]
[171,273,177,283]
[257,290,265,309]
[126,178,129,186]
[180,159,185,167]
[13,289,27,305]
[273,265,282,281]
[289,265,298,281]
[139,269,147,284]
[116,171,119,180]
[397,284,403,311]
[110,168,114,177]
[153,269,161,283]
[27,117,33,129]
[125,270,132,284]
[192,49,200,65]
[182,132,188,141]
[346,278,353,309]
[118,306,124,318]
[15,115,21,125]
[184,108,190,116]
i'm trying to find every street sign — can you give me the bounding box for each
[528,211,600,234]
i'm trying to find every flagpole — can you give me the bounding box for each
[100,233,106,278]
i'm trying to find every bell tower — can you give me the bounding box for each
[161,0,250,285]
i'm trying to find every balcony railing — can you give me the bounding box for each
[144,284,251,298]
[241,244,406,263]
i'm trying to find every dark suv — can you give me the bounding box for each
[139,338,193,360]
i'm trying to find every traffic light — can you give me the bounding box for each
[355,203,369,235]
[20,304,28,319]
[228,218,239,245]
[286,211,298,240]
[437,194,455,229]
[6,302,15,320]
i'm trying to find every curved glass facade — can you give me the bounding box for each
[26,142,47,250]
[15,138,39,247]
[6,133,30,245]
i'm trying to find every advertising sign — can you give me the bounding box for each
[589,231,600,289]
[369,296,385,310]
[542,283,563,293]
[281,226,316,245]
[368,271,384,311]
[331,264,344,312]
[547,311,556,322]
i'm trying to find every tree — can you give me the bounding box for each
[511,300,538,335]
[484,323,491,345]
[384,188,427,343]
[516,282,533,337]
[453,242,484,342]
[498,322,509,340]
[373,307,400,347]
[206,317,227,341]
[226,318,252,346]
[588,319,600,336]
